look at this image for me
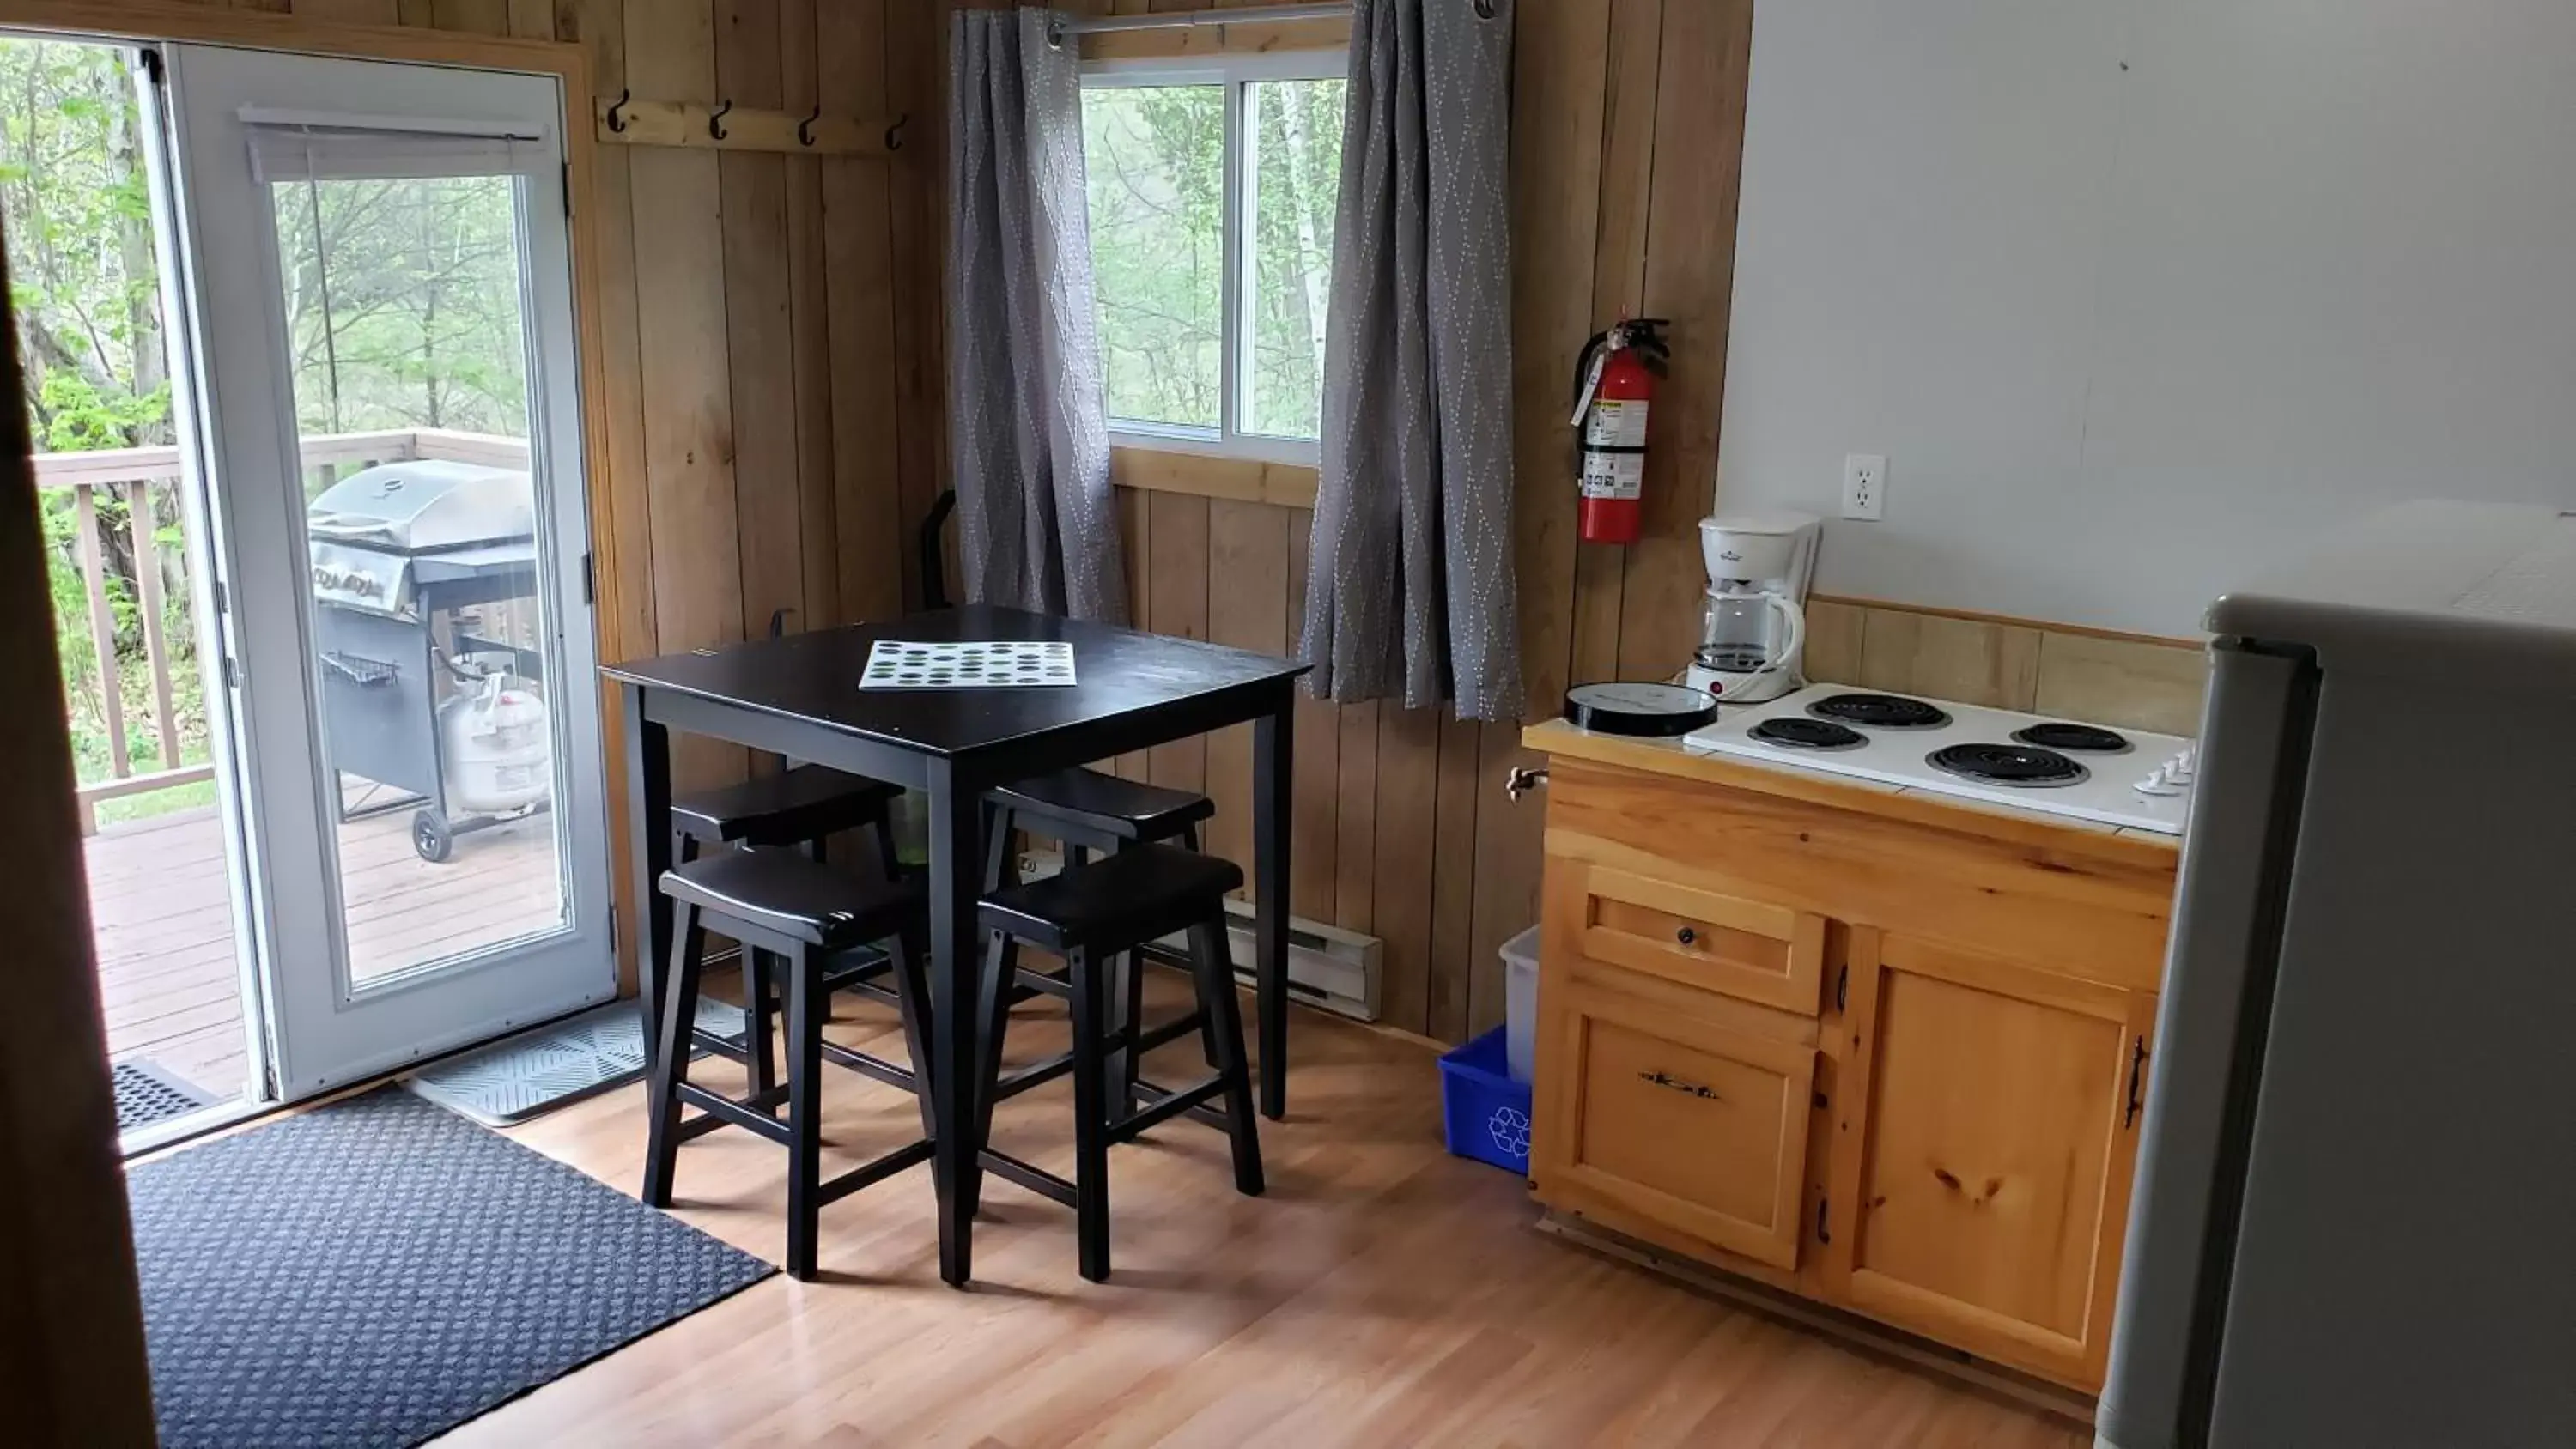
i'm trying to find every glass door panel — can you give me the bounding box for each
[162,44,611,1096]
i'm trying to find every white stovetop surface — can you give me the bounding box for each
[1680,683,2196,835]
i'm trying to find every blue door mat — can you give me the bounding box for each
[130,1088,773,1448]
[402,997,749,1127]
[113,1058,221,1134]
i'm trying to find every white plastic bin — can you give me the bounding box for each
[1501,925,1542,1084]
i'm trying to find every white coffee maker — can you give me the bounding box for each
[1686,512,1819,704]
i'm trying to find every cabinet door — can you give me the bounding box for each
[1821,930,2155,1387]
[1534,977,1815,1270]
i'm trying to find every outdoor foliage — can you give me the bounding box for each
[1082,76,1344,440]
[1,37,532,819]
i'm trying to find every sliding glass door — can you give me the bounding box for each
[158,43,611,1097]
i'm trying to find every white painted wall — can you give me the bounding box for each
[1716,0,2576,636]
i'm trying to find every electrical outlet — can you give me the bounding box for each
[1842,453,1887,521]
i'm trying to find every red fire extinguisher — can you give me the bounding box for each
[1571,318,1669,546]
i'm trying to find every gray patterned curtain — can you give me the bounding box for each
[1301,0,1520,721]
[948,8,1126,621]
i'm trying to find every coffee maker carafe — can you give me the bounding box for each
[1686,512,1818,704]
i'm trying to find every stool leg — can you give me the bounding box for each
[872,812,903,883]
[643,900,706,1209]
[744,948,778,1098]
[1188,919,1265,1197]
[890,922,938,1143]
[784,942,824,1281]
[965,921,1018,1218]
[1067,944,1112,1282]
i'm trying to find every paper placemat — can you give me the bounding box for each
[860,640,1077,688]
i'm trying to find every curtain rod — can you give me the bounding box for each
[1052,3,1357,43]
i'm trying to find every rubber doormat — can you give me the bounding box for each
[112,1058,220,1133]
[129,1088,773,1448]
[401,996,749,1127]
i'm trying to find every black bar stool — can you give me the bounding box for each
[643,846,933,1281]
[973,841,1262,1282]
[656,767,904,1069]
[982,767,1216,1108]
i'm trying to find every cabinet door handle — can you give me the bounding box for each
[2123,1035,2149,1129]
[1638,1069,1720,1101]
[1816,1197,1832,1245]
[1674,925,1697,947]
[1834,963,1849,1014]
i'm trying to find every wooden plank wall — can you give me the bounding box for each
[141,0,944,799]
[1049,0,1756,1044]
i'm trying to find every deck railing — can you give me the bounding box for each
[36,427,533,834]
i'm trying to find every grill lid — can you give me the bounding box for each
[308,460,533,555]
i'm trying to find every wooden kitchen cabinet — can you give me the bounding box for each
[1821,930,2158,1386]
[1519,725,2180,1397]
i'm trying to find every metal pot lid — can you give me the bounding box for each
[1563,681,1721,737]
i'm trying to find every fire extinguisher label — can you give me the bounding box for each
[1580,399,1648,500]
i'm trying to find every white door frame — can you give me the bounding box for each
[159,42,613,1098]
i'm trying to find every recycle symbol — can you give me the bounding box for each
[1487,1103,1532,1160]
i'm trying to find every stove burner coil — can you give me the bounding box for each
[1807,692,1952,730]
[1749,717,1867,751]
[1927,742,2088,787]
[2011,722,2131,754]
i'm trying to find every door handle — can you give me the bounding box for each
[2123,1035,2149,1129]
[1638,1070,1720,1101]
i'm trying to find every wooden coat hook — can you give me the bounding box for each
[594,96,897,157]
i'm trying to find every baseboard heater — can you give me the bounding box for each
[1019,848,1382,1022]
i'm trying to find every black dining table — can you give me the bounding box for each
[602,604,1309,1286]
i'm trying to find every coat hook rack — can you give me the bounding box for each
[593,95,898,157]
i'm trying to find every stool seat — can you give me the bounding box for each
[671,765,898,846]
[660,848,921,950]
[987,768,1213,845]
[979,842,1242,956]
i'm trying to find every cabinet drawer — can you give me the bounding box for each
[1575,864,1827,1015]
[1535,979,1814,1270]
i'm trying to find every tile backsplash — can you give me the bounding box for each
[1805,597,2208,737]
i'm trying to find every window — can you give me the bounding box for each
[1082,52,1346,461]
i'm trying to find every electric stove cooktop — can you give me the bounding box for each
[1681,684,2196,834]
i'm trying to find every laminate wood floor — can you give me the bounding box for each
[441,979,2086,1447]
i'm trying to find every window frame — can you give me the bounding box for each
[1081,46,1347,466]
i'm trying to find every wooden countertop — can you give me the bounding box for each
[1522,720,2182,870]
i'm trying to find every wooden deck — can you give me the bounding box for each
[85,799,561,1106]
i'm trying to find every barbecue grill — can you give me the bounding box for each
[307,459,551,863]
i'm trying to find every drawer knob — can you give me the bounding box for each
[1674,925,1697,947]
[1638,1069,1721,1101]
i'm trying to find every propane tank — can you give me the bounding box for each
[440,672,553,814]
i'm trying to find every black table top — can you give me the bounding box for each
[601,605,1309,759]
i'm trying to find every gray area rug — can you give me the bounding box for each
[129,1088,773,1448]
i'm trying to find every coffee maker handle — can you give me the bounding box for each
[1768,593,1806,674]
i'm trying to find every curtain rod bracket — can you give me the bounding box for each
[886,113,908,153]
[605,88,629,134]
[708,99,732,142]
[798,103,821,148]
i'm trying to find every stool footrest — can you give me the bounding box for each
[1013,967,1072,1001]
[677,1082,793,1147]
[992,1047,1078,1103]
[1132,1011,1203,1056]
[817,1040,920,1092]
[815,1137,936,1208]
[977,1148,1076,1208]
[1111,1074,1230,1144]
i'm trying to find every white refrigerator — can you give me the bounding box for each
[2098,500,2576,1447]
